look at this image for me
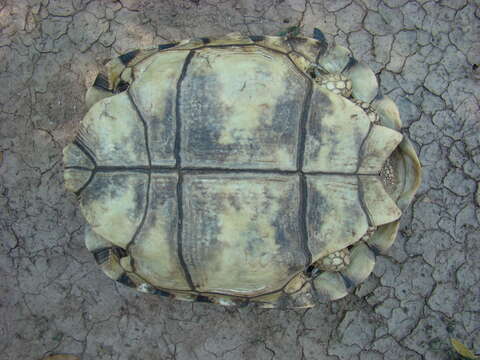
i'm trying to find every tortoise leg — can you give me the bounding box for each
[309,249,351,301]
[314,73,353,97]
[311,224,378,300]
[85,46,162,109]
[86,226,206,300]
[312,242,376,300]
[316,248,351,272]
[85,70,119,110]
[256,243,373,307]
[254,272,316,309]
[85,225,137,288]
[85,50,137,109]
[281,274,316,309]
[313,39,379,103]
[312,41,354,97]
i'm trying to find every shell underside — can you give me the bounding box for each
[63,33,420,307]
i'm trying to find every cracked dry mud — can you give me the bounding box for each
[0,1,479,359]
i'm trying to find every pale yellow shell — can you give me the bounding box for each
[63,32,421,308]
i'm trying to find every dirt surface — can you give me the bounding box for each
[1,0,479,359]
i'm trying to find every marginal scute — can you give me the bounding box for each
[86,77,113,110]
[288,37,324,63]
[120,256,134,272]
[283,273,308,294]
[372,95,402,130]
[120,47,159,68]
[288,51,311,73]
[251,35,292,53]
[85,227,124,281]
[205,32,254,46]
[359,175,402,226]
[105,56,126,90]
[85,225,111,251]
[358,125,403,174]
[64,168,92,193]
[341,243,376,286]
[344,61,379,103]
[173,293,197,302]
[63,143,94,169]
[174,37,206,50]
[120,67,133,84]
[99,261,126,282]
[368,220,400,254]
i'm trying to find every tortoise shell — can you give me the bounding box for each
[63,31,421,308]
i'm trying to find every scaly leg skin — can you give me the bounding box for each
[316,248,351,272]
[313,72,353,97]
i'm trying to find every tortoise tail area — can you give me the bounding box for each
[373,95,422,211]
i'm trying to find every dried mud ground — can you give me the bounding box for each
[1,0,479,359]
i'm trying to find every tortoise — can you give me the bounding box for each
[63,30,421,308]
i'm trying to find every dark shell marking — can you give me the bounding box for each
[119,49,141,65]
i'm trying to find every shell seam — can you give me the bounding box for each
[174,50,196,291]
[124,92,152,273]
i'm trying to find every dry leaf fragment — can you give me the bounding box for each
[451,338,478,359]
[42,355,80,360]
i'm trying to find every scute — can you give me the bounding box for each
[181,173,307,296]
[129,173,192,290]
[129,50,191,166]
[306,175,369,260]
[303,88,372,173]
[358,125,403,173]
[77,92,149,167]
[359,176,402,226]
[180,46,308,170]
[80,172,148,248]
[249,35,291,53]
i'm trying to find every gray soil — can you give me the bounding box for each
[1,1,479,359]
